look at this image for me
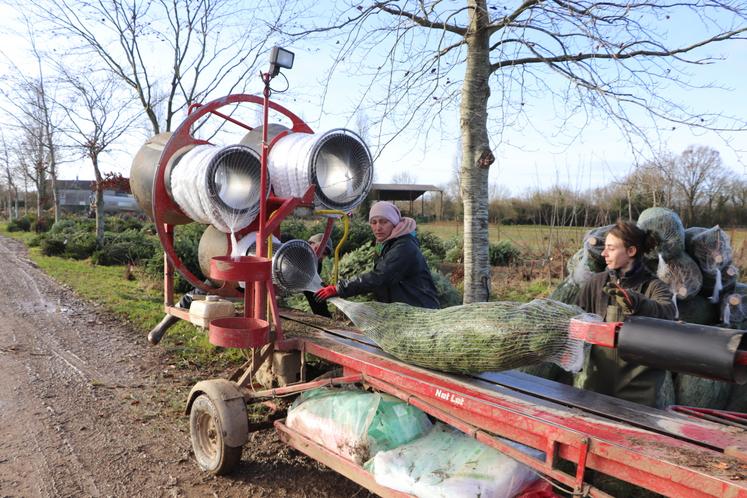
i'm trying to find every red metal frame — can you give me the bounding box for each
[265,323,747,498]
[568,318,620,348]
[152,93,314,298]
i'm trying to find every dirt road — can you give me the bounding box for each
[0,236,368,497]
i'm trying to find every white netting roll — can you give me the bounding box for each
[170,144,267,233]
[271,239,322,294]
[267,129,374,211]
[329,297,598,374]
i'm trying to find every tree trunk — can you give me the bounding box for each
[460,0,493,304]
[23,176,28,216]
[92,155,105,246]
[51,176,59,223]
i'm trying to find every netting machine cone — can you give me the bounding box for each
[130,48,747,497]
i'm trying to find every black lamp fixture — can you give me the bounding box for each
[269,46,294,77]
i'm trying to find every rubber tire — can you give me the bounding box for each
[189,394,242,475]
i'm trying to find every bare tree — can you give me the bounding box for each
[12,105,50,220]
[286,1,747,302]
[35,0,290,134]
[664,145,728,226]
[0,24,64,223]
[0,133,18,220]
[391,171,418,184]
[57,70,140,244]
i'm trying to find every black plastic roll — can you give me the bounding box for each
[618,316,746,384]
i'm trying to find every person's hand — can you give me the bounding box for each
[602,283,640,316]
[314,285,338,301]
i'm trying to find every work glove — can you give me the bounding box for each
[314,285,338,301]
[602,283,641,316]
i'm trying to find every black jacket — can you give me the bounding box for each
[577,263,676,321]
[337,234,440,309]
[575,262,676,407]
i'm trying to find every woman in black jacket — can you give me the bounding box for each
[314,201,439,309]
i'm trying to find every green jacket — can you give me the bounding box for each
[576,263,676,407]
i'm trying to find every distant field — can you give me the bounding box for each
[419,222,747,259]
[419,222,588,255]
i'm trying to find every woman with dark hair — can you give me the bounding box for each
[576,219,676,407]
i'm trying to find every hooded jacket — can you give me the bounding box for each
[337,233,440,309]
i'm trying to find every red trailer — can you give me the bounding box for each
[136,61,747,498]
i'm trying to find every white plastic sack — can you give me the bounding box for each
[365,423,541,498]
[286,387,432,465]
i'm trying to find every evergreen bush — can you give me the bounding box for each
[7,216,32,232]
[417,230,446,260]
[40,234,67,256]
[489,240,521,266]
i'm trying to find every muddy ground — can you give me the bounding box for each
[0,236,371,498]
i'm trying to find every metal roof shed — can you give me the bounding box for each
[368,183,443,220]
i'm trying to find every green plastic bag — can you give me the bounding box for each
[365,423,541,498]
[286,387,432,464]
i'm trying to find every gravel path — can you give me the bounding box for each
[0,235,369,498]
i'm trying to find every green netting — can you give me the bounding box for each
[656,252,703,300]
[329,297,597,374]
[636,207,685,259]
[674,374,732,409]
[582,225,613,271]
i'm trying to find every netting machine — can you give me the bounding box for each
[130,48,747,498]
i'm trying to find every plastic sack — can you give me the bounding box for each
[365,423,542,498]
[286,387,432,464]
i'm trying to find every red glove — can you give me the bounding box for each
[314,285,338,301]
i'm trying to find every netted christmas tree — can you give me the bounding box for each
[329,297,597,374]
[637,207,686,260]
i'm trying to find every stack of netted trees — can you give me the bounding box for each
[550,207,746,412]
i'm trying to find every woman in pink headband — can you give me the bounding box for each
[315,201,439,309]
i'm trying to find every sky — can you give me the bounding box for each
[1,1,745,197]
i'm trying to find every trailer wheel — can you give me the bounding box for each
[189,394,243,475]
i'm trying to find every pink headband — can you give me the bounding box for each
[369,201,401,225]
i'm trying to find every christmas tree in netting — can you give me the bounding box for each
[328,297,598,374]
